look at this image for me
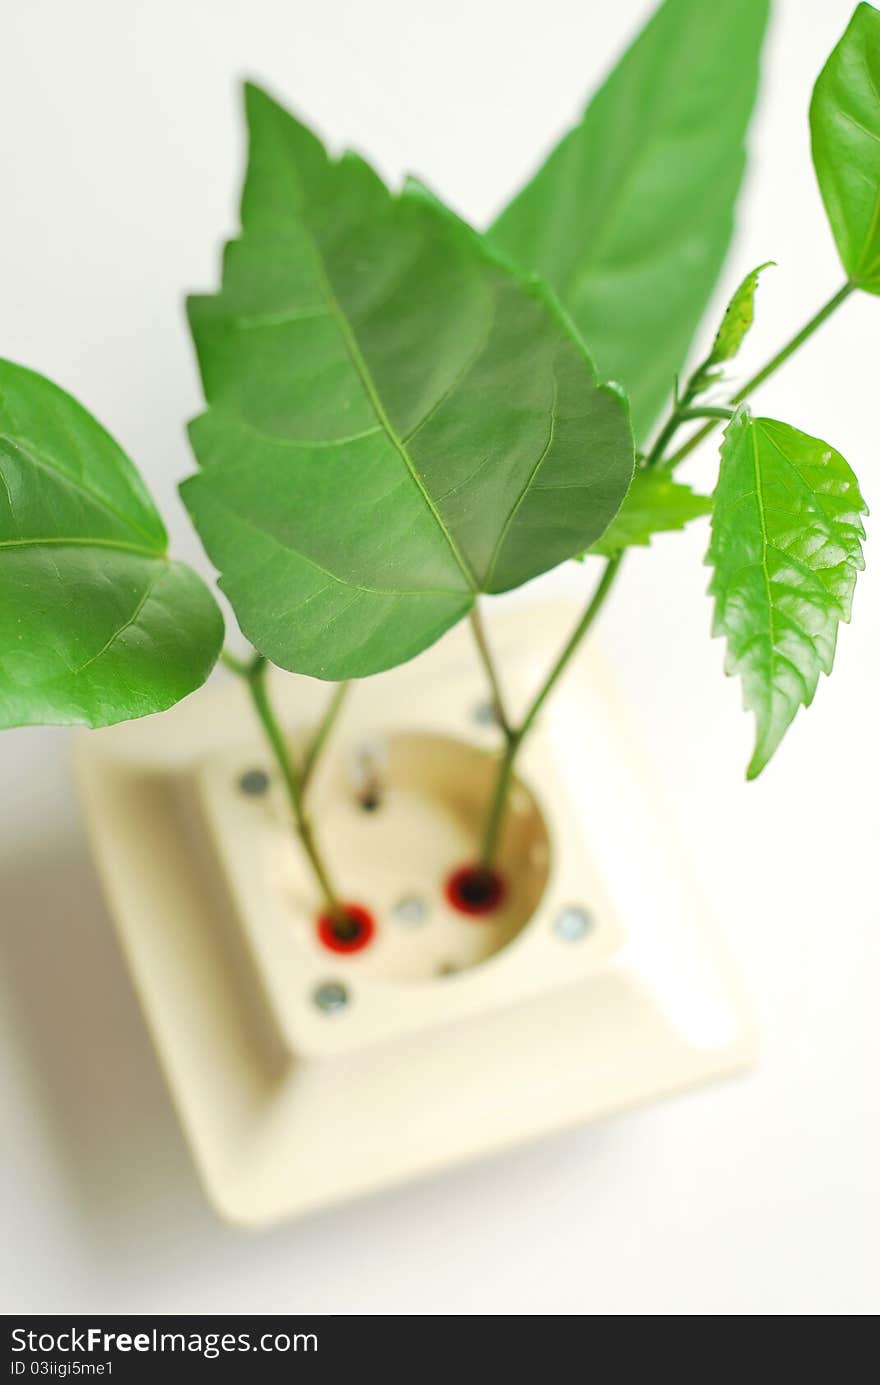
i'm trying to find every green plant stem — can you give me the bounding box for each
[232,652,344,921]
[301,680,350,792]
[474,280,856,871]
[677,406,735,422]
[478,730,521,869]
[223,648,348,798]
[665,280,855,468]
[220,647,254,677]
[469,605,514,736]
[644,406,691,469]
[477,557,621,868]
[518,556,622,743]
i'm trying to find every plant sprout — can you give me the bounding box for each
[1,1,875,934]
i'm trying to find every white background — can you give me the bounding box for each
[1,0,878,1315]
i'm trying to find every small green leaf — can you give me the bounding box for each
[183,84,634,682]
[490,0,770,440]
[589,469,712,557]
[707,262,775,365]
[811,2,880,292]
[0,359,224,728]
[707,411,867,779]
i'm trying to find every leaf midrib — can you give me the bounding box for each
[750,420,776,652]
[746,421,850,674]
[0,535,163,557]
[559,19,737,301]
[293,178,478,594]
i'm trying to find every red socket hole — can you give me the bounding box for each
[317,903,376,954]
[445,864,506,917]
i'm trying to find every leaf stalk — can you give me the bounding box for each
[475,557,621,869]
[468,605,514,738]
[300,680,350,792]
[472,279,857,871]
[225,649,346,922]
[665,280,855,468]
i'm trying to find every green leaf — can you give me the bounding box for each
[707,261,775,366]
[0,359,224,728]
[707,411,867,779]
[489,0,770,442]
[182,84,634,682]
[588,469,712,557]
[811,2,880,293]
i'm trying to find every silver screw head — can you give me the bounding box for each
[392,894,428,927]
[313,981,350,1014]
[238,768,270,796]
[553,906,594,942]
[472,700,498,727]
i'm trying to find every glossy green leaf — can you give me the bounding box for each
[811,3,880,293]
[0,359,224,728]
[707,411,867,779]
[707,261,775,365]
[589,469,712,557]
[182,84,634,682]
[490,0,770,441]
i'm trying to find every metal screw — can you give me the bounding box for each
[553,906,594,942]
[350,740,386,811]
[472,700,498,728]
[238,768,270,796]
[392,894,429,927]
[312,981,350,1014]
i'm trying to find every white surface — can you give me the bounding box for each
[73,614,752,1226]
[1,0,877,1315]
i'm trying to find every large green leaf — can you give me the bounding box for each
[811,2,880,293]
[489,0,770,442]
[707,411,867,779]
[182,84,634,682]
[0,359,224,728]
[589,469,712,557]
